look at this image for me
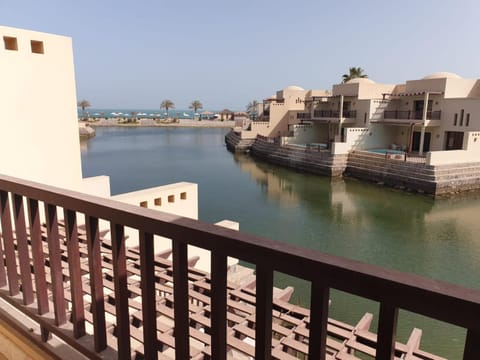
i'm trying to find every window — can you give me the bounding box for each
[466,113,470,127]
[460,109,464,126]
[30,40,44,54]
[168,195,175,203]
[454,113,458,126]
[139,201,148,208]
[154,198,162,206]
[3,36,18,51]
[180,192,187,200]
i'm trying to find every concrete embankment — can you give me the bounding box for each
[225,130,256,152]
[226,133,480,196]
[346,151,480,196]
[250,137,347,177]
[78,122,95,139]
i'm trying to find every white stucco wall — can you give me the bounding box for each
[112,182,198,220]
[285,124,329,144]
[0,26,83,191]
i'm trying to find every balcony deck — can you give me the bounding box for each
[0,174,478,359]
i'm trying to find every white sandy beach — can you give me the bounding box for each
[87,118,235,128]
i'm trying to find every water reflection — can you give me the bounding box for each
[232,153,480,290]
[231,152,476,358]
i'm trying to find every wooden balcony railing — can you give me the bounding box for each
[0,174,479,359]
[383,110,442,120]
[313,110,357,119]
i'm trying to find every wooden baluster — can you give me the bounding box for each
[85,215,106,352]
[44,203,67,326]
[376,303,398,360]
[173,239,189,359]
[111,223,130,358]
[27,199,49,341]
[139,231,157,359]
[464,329,480,360]
[12,194,34,305]
[64,209,86,338]
[0,191,19,295]
[255,264,273,360]
[211,250,227,360]
[309,279,330,360]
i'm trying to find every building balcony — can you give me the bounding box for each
[0,174,478,359]
[383,110,442,121]
[296,112,312,120]
[313,110,357,119]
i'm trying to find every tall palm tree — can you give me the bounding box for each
[160,100,175,119]
[77,99,91,120]
[189,100,203,113]
[246,100,259,120]
[342,67,368,83]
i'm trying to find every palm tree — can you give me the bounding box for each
[246,100,259,120]
[189,100,203,117]
[77,99,91,120]
[342,67,368,83]
[160,100,175,119]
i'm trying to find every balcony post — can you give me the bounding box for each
[338,95,344,137]
[418,92,429,156]
[376,303,398,360]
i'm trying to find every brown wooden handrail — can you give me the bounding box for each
[0,174,479,359]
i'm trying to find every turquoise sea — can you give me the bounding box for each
[77,108,223,119]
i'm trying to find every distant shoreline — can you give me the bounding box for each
[85,118,235,128]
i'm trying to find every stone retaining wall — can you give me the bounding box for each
[346,151,480,196]
[250,138,347,177]
[225,133,480,196]
[225,130,256,153]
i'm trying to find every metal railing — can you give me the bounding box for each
[0,174,479,359]
[313,110,357,119]
[383,110,442,120]
[297,112,311,120]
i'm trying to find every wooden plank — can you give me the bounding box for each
[64,209,86,338]
[12,194,34,304]
[85,215,107,352]
[210,250,227,360]
[0,191,19,295]
[110,222,131,359]
[44,203,67,326]
[26,199,49,315]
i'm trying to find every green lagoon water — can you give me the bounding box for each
[81,127,480,359]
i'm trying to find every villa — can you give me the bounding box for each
[227,73,480,196]
[1,25,480,359]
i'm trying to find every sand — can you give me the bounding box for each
[86,118,235,128]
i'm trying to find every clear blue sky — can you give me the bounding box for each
[2,0,479,110]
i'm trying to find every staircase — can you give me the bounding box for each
[225,130,256,152]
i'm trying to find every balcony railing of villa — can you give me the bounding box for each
[383,110,442,121]
[313,110,357,119]
[0,174,480,359]
[296,112,312,120]
[255,113,270,122]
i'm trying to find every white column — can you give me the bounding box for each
[338,95,344,137]
[418,92,429,156]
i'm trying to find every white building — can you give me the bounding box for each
[0,25,238,272]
